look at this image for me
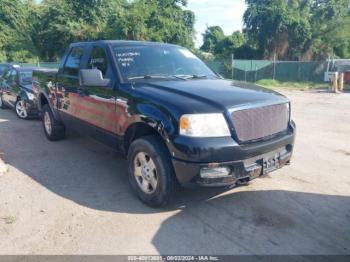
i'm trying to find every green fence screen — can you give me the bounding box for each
[205,59,332,82]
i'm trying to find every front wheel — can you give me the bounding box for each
[127,135,178,207]
[15,99,28,119]
[42,104,65,141]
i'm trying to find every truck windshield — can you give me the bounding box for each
[112,44,217,81]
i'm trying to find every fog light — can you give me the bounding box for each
[200,166,231,179]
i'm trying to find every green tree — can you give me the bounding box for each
[200,26,225,53]
[0,0,37,62]
[306,1,350,59]
[244,0,312,60]
[33,0,121,61]
[105,0,195,48]
[244,0,350,60]
[214,31,245,57]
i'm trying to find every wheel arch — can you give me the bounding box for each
[38,92,61,121]
[17,90,27,102]
[123,121,170,156]
[38,92,49,111]
[123,103,177,155]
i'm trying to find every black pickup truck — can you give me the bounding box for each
[33,40,296,207]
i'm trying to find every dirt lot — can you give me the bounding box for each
[0,89,349,255]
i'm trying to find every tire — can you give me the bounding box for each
[15,99,28,119]
[42,104,65,141]
[127,135,178,207]
[0,94,6,109]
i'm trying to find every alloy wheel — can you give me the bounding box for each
[133,152,158,194]
[44,111,52,135]
[16,100,28,119]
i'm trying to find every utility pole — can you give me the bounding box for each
[273,52,276,80]
[231,53,234,80]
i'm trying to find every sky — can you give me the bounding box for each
[186,0,247,47]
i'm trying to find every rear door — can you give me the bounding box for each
[56,45,87,127]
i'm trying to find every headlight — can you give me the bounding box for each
[179,113,231,137]
[26,92,35,100]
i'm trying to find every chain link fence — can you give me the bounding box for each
[205,58,350,83]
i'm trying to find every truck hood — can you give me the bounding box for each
[133,79,289,113]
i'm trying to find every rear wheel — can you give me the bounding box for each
[15,99,28,119]
[127,135,178,207]
[42,104,65,141]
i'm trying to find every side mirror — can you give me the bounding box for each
[79,69,111,87]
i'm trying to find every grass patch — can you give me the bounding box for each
[256,79,330,90]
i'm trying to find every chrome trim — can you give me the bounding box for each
[228,100,289,114]
[228,101,290,143]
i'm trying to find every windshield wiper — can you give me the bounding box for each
[173,74,208,80]
[191,74,208,79]
[127,75,172,80]
[127,74,208,81]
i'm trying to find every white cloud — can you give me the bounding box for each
[186,0,247,47]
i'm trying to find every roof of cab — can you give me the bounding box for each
[70,40,179,48]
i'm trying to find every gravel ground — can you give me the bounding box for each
[0,89,349,255]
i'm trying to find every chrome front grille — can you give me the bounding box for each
[231,103,289,142]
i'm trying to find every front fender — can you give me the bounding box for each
[135,103,177,140]
[18,90,30,101]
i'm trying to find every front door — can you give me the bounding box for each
[76,45,122,145]
[57,45,120,146]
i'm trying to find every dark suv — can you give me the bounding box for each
[33,40,296,207]
[0,67,39,119]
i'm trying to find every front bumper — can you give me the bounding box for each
[170,122,296,187]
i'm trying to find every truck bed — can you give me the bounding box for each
[32,68,58,102]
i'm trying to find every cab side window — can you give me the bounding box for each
[8,69,17,83]
[63,47,84,77]
[0,70,10,88]
[88,47,110,78]
[2,70,11,81]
